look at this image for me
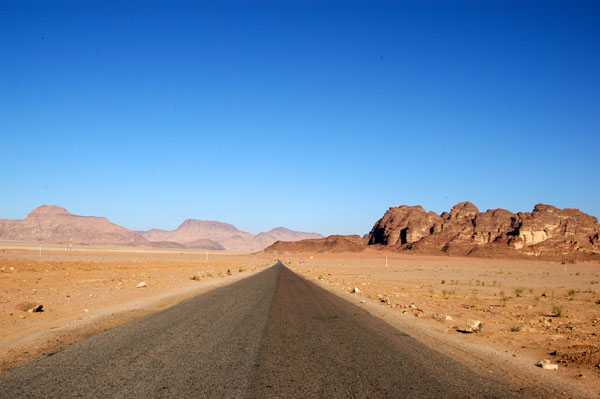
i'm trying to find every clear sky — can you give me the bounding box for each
[1,0,599,236]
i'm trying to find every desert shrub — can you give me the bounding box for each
[511,325,522,332]
[442,290,454,299]
[568,289,576,297]
[514,288,524,297]
[190,275,201,281]
[227,269,232,276]
[499,291,510,306]
[552,305,563,317]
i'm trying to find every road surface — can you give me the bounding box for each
[0,262,516,398]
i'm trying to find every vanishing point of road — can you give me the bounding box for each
[0,262,517,398]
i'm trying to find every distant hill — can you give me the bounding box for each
[141,220,322,252]
[263,235,366,254]
[0,205,148,246]
[186,238,226,250]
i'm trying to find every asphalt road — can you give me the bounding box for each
[1,262,517,398]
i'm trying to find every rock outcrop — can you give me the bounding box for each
[368,202,600,260]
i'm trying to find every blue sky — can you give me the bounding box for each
[1,0,599,235]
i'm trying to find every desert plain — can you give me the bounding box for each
[1,243,599,397]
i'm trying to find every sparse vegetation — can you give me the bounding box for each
[514,288,524,297]
[441,279,446,284]
[238,268,245,273]
[500,291,509,307]
[568,289,576,297]
[553,305,563,317]
[511,325,522,332]
[226,269,232,276]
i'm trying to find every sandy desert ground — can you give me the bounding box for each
[1,244,599,396]
[0,243,276,371]
[288,250,600,396]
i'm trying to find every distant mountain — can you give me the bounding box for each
[141,219,254,251]
[0,206,322,251]
[0,205,148,246]
[253,227,323,250]
[141,220,322,252]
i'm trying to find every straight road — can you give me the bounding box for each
[1,262,516,398]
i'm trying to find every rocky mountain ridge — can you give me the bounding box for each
[367,202,600,260]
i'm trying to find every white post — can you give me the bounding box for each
[385,255,388,268]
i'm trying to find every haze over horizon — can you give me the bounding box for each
[2,1,599,236]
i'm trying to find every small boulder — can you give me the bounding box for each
[136,281,147,288]
[466,320,483,333]
[15,302,43,313]
[351,287,360,293]
[445,315,453,321]
[537,359,559,370]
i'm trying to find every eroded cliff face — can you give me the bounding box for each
[367,202,600,260]
[367,205,441,246]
